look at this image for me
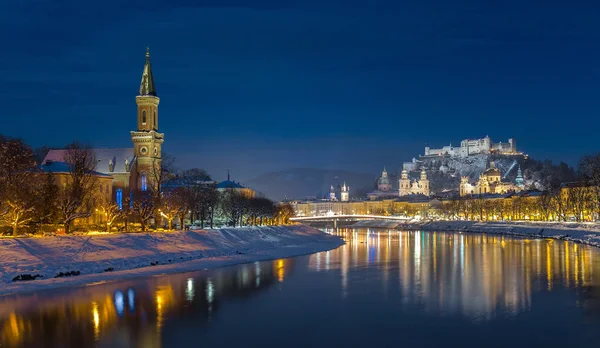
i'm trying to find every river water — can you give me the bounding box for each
[1,229,600,347]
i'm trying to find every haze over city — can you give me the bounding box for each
[3,0,600,181]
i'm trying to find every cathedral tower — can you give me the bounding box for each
[419,168,430,196]
[399,170,410,196]
[131,48,164,191]
[329,185,337,201]
[341,182,350,202]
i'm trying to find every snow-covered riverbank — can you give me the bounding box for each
[351,220,600,247]
[0,225,343,296]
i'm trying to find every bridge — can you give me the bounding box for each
[290,214,410,227]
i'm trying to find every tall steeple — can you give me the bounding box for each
[132,47,164,193]
[139,47,157,97]
[516,166,524,187]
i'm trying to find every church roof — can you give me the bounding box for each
[40,161,112,177]
[217,180,246,189]
[483,167,501,176]
[43,148,135,175]
[139,48,157,96]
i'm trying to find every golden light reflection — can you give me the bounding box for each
[155,285,174,334]
[274,259,286,282]
[308,228,598,320]
[92,301,100,340]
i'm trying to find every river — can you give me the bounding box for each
[1,228,600,347]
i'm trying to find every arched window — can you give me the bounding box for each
[142,110,147,124]
[141,172,147,191]
[116,189,123,210]
[154,111,157,128]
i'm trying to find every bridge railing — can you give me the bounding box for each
[290,214,410,221]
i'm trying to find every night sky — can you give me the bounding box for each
[2,0,600,181]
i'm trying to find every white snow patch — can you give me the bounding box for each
[0,225,343,295]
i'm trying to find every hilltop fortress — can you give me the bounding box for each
[423,136,521,158]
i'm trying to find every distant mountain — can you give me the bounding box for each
[245,168,377,201]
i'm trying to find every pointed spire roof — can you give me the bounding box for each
[139,47,157,96]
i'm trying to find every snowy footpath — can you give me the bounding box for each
[0,225,343,296]
[352,220,600,247]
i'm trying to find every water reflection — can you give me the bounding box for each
[0,258,293,348]
[1,229,600,347]
[314,229,598,320]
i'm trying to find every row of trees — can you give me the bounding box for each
[0,135,295,235]
[0,137,100,235]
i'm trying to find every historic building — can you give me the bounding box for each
[340,182,350,202]
[367,168,398,200]
[424,136,521,158]
[399,168,430,196]
[459,162,522,196]
[377,168,393,192]
[216,172,256,198]
[43,48,164,206]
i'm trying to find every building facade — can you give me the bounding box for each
[399,168,430,196]
[460,162,521,196]
[43,48,164,205]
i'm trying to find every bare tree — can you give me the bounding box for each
[219,189,250,227]
[566,185,591,221]
[159,188,187,230]
[56,143,99,234]
[579,154,600,220]
[97,196,123,232]
[131,191,154,231]
[0,137,40,235]
[275,202,295,225]
[537,192,554,221]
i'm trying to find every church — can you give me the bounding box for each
[367,167,430,200]
[43,48,164,206]
[459,162,523,196]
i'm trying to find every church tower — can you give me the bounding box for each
[329,185,337,201]
[340,182,350,202]
[419,168,430,196]
[131,48,164,192]
[399,170,410,196]
[515,166,524,188]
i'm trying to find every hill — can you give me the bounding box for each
[418,153,576,193]
[245,168,377,201]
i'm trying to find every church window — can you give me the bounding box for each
[142,110,147,124]
[116,189,123,210]
[154,111,157,127]
[141,172,147,191]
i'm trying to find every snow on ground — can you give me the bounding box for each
[0,225,343,296]
[352,220,600,247]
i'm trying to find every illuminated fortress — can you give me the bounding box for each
[424,136,520,158]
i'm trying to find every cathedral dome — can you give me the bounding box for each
[483,167,500,177]
[377,167,392,192]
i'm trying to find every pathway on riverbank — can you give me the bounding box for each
[0,225,343,295]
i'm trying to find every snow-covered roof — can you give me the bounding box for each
[43,148,135,175]
[40,161,112,177]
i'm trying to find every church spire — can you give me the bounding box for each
[139,47,157,96]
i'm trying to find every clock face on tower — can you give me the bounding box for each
[140,146,148,155]
[154,147,158,156]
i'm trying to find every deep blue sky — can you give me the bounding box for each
[2,0,600,181]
